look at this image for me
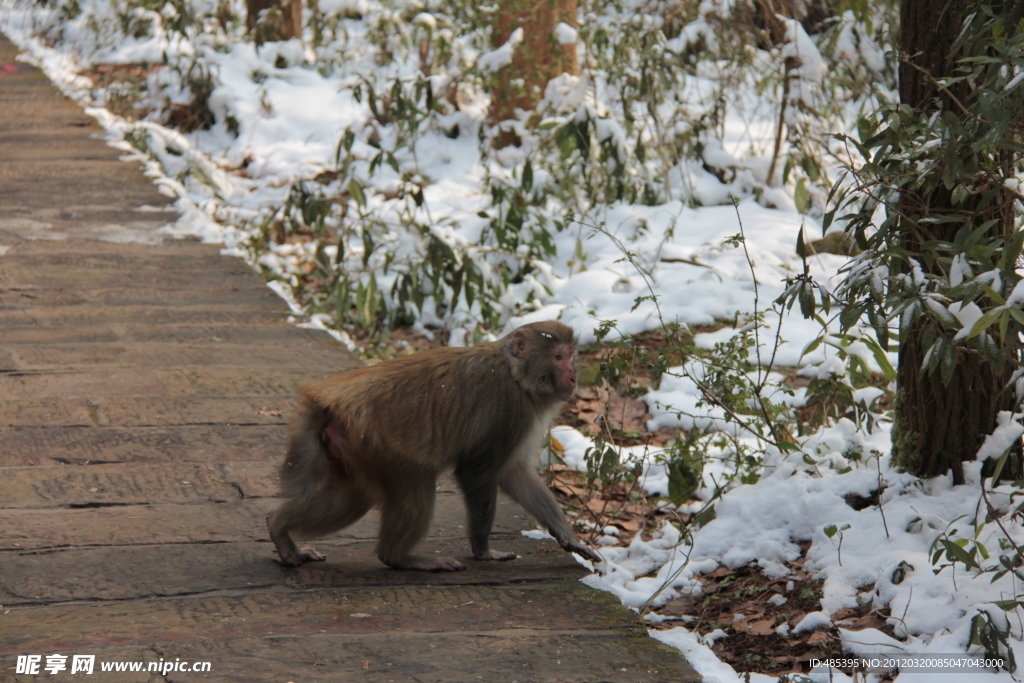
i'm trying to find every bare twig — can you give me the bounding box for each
[766,59,792,186]
[578,216,791,452]
[874,452,891,539]
[731,199,790,447]
[981,483,1024,572]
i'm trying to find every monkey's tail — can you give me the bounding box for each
[278,394,336,500]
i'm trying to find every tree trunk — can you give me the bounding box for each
[489,0,577,146]
[246,0,302,46]
[892,0,1020,483]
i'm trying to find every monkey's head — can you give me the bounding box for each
[506,321,578,402]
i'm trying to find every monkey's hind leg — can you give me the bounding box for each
[267,507,327,566]
[269,401,373,566]
[268,419,371,566]
[267,484,372,567]
[376,476,465,572]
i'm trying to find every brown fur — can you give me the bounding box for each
[266,320,601,570]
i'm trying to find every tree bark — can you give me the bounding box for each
[892,0,1020,482]
[246,0,302,46]
[489,0,577,146]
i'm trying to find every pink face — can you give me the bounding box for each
[551,343,577,400]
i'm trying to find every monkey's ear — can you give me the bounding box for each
[511,330,529,358]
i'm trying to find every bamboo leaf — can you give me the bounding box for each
[794,178,810,214]
[966,308,1003,340]
[941,538,979,570]
[350,178,367,208]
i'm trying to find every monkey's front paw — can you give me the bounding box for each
[474,549,518,561]
[561,540,603,564]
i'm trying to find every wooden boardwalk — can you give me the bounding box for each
[0,32,698,682]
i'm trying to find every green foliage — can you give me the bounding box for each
[243,67,530,333]
[970,611,1017,672]
[781,5,1024,392]
[289,0,900,335]
[824,522,851,565]
[42,0,901,339]
[796,331,894,435]
[570,205,896,569]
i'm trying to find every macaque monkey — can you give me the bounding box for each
[267,320,602,571]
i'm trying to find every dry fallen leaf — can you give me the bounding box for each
[806,631,829,645]
[845,612,888,631]
[611,518,640,533]
[660,595,698,617]
[734,602,766,619]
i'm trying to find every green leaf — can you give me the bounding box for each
[822,207,837,232]
[694,504,716,528]
[922,335,944,375]
[450,266,463,311]
[800,287,814,318]
[799,335,824,361]
[990,444,1015,484]
[522,158,533,193]
[802,156,820,182]
[861,335,897,382]
[359,274,378,330]
[979,283,1006,306]
[998,229,1024,271]
[598,447,618,480]
[824,524,838,539]
[966,308,1003,340]
[794,178,810,214]
[334,235,346,266]
[941,538,979,570]
[350,178,367,208]
[891,560,912,584]
[940,337,957,387]
[952,184,967,206]
[555,124,577,160]
[667,459,699,506]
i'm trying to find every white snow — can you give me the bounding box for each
[553,22,577,46]
[1,1,1020,681]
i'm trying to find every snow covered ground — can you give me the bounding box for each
[2,1,1022,680]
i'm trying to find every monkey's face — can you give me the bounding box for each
[508,321,579,401]
[550,343,577,401]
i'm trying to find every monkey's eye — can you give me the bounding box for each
[555,354,563,361]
